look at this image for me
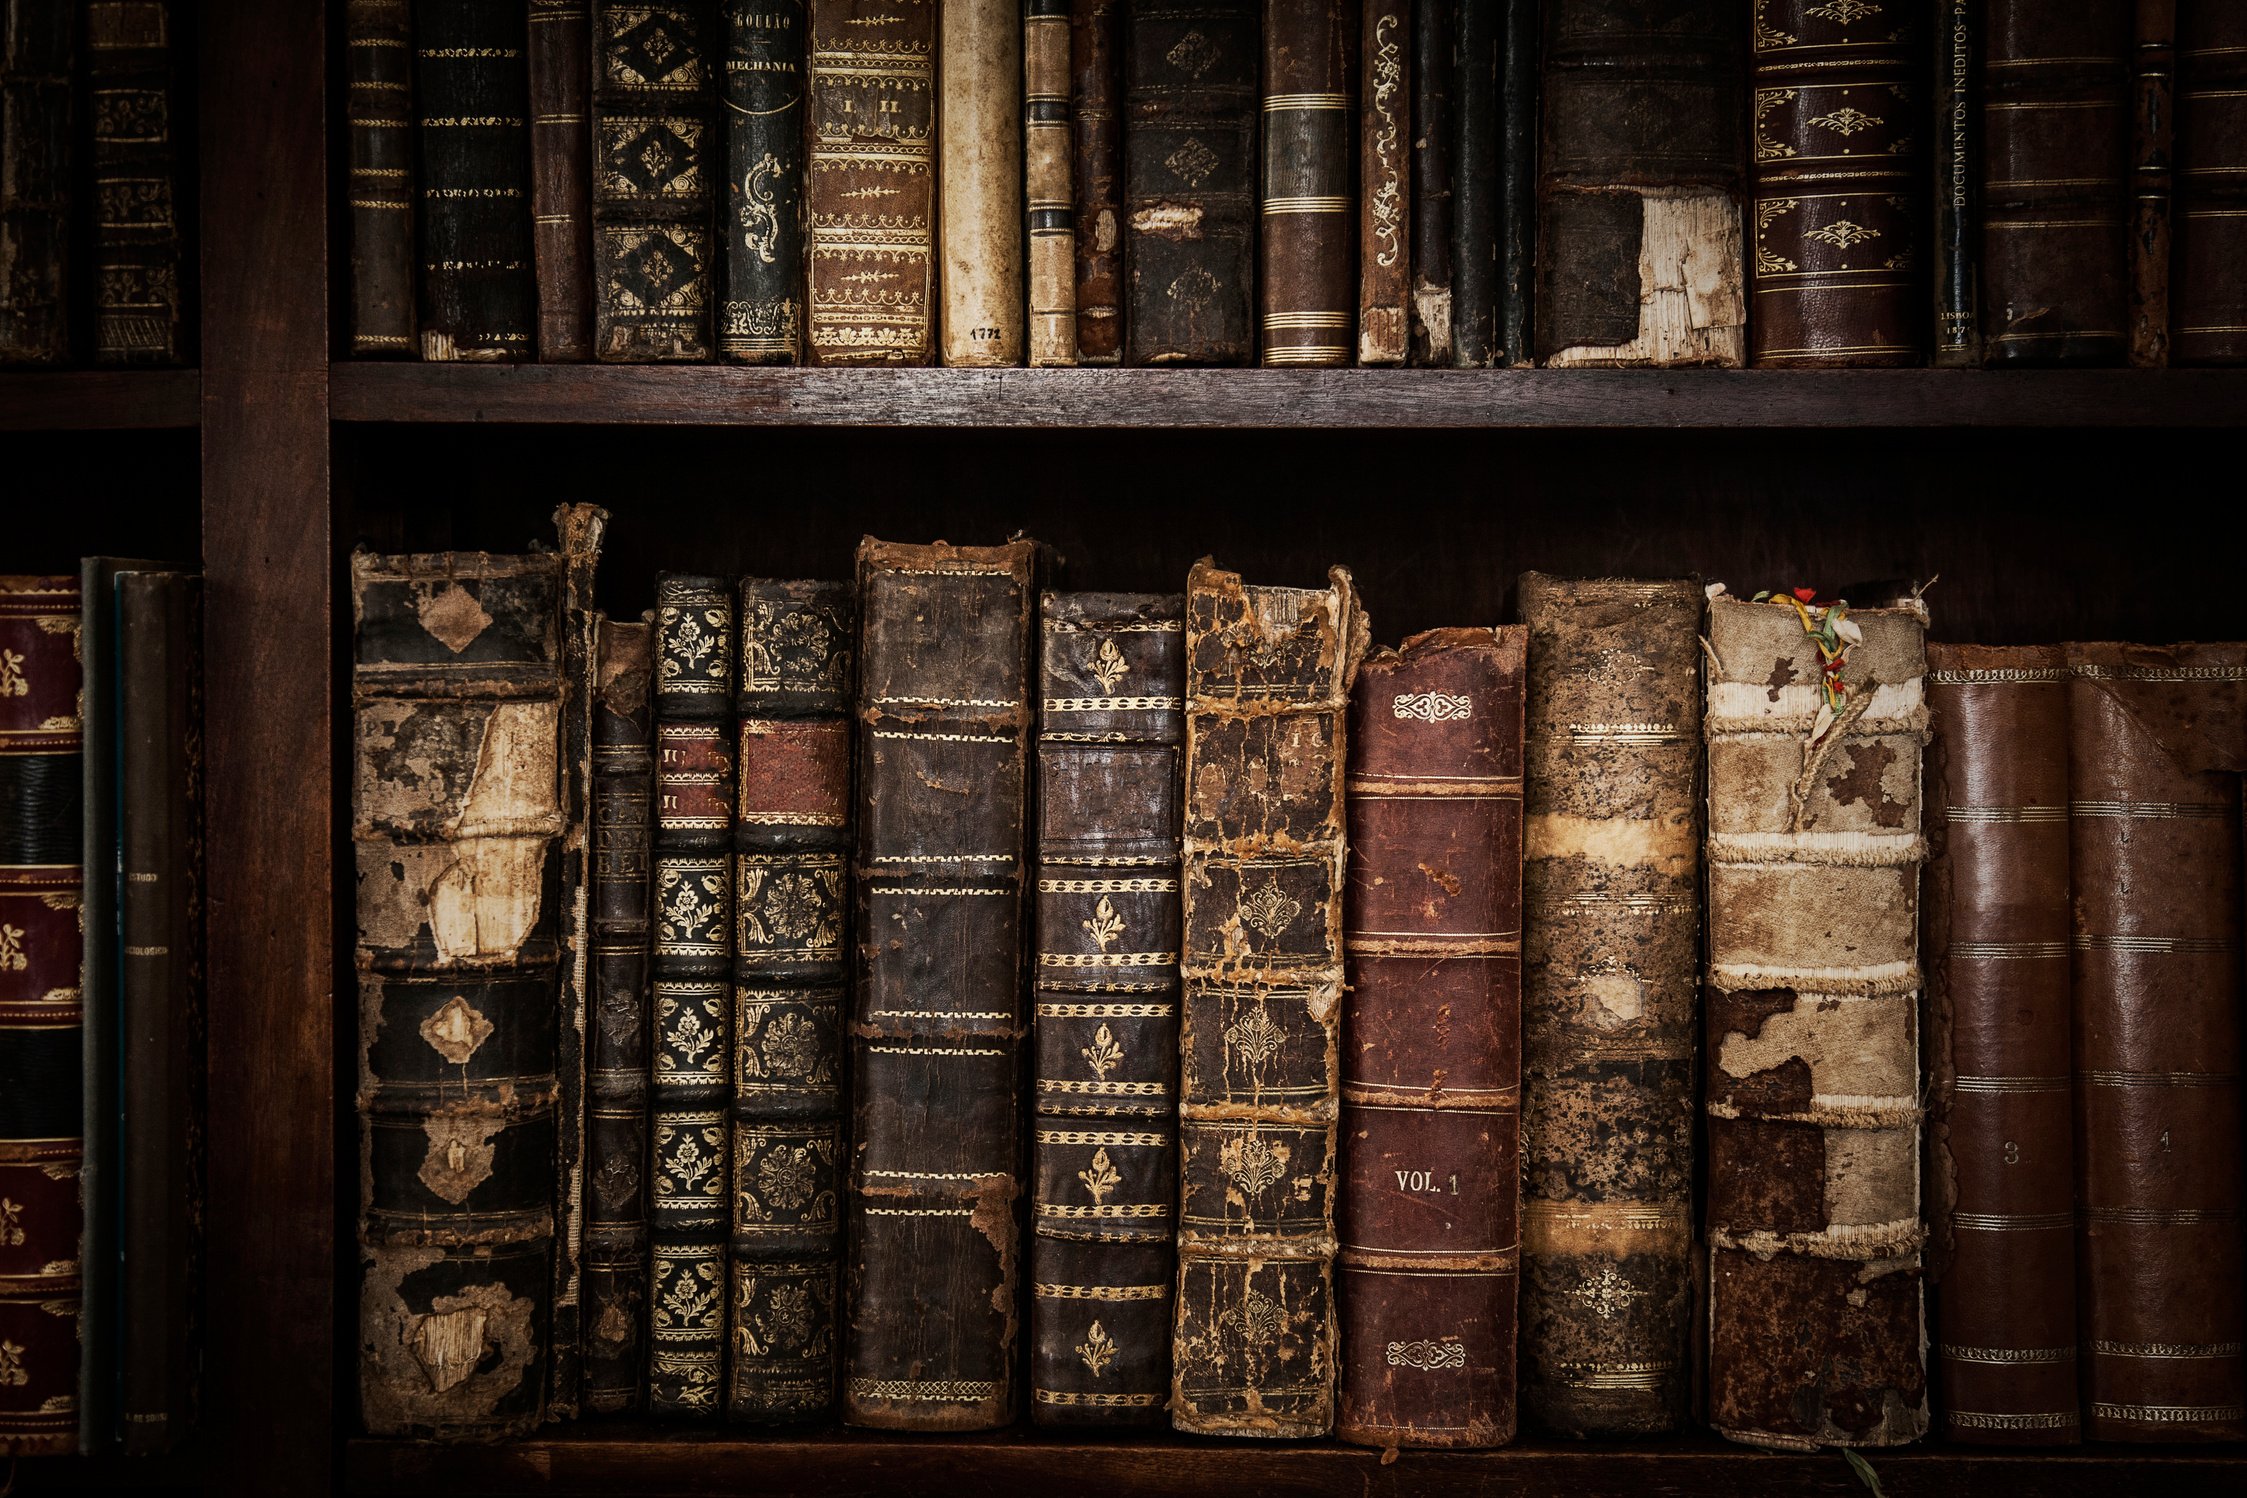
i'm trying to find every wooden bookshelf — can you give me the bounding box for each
[0,370,200,430]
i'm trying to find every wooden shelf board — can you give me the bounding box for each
[0,369,200,430]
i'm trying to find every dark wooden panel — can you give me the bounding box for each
[0,371,201,430]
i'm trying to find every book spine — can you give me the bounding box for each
[0,577,83,1455]
[2175,0,2247,364]
[1702,594,1928,1450]
[1750,0,1926,368]
[1027,0,1078,367]
[1357,0,1409,366]
[1933,0,1981,367]
[1124,0,1257,366]
[727,579,853,1422]
[648,575,736,1419]
[2068,642,2247,1443]
[585,616,653,1415]
[1338,629,1524,1450]
[87,0,184,364]
[349,0,418,357]
[0,0,71,363]
[805,0,934,366]
[1409,0,1455,364]
[1981,0,2131,365]
[592,1,716,361]
[1923,644,2079,1445]
[719,0,806,364]
[940,0,1026,366]
[1451,0,1498,366]
[1516,574,1700,1439]
[1498,0,1535,367]
[1071,0,1125,363]
[1172,561,1368,1439]
[529,0,594,362]
[2130,0,2177,366]
[416,0,535,360]
[1536,0,1745,367]
[1261,0,1355,369]
[1028,592,1184,1427]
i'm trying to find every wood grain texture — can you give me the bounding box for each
[0,370,200,429]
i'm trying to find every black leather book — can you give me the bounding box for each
[88,0,187,364]
[1499,0,1536,366]
[348,0,418,356]
[1933,0,1981,366]
[1411,0,1457,363]
[592,1,717,360]
[415,0,536,359]
[719,2,806,363]
[0,0,70,363]
[1453,0,1499,366]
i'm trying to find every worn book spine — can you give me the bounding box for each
[720,0,806,364]
[0,0,70,363]
[1498,0,1536,366]
[1703,593,1928,1450]
[1923,644,2078,1445]
[591,1,716,361]
[87,0,184,364]
[2068,642,2247,1442]
[1028,592,1184,1428]
[1071,0,1125,363]
[940,0,1025,366]
[1750,0,1925,368]
[806,0,934,365]
[847,539,1040,1431]
[1536,0,1745,367]
[728,579,852,1422]
[1027,0,1077,366]
[2175,0,2247,364]
[1339,629,1524,1450]
[1517,574,1700,1439]
[1124,0,1257,366]
[585,617,653,1415]
[1173,561,1368,1439]
[1933,0,1981,367]
[648,575,735,1419]
[1982,0,2130,365]
[0,577,82,1454]
[1261,0,1354,368]
[416,0,536,360]
[529,0,594,362]
[1452,0,1498,366]
[2129,0,2176,366]
[348,0,417,357]
[1409,0,1455,364]
[1358,0,1409,365]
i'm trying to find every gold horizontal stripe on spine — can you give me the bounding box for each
[872,695,1016,707]
[1038,951,1177,967]
[1034,1283,1168,1300]
[1044,696,1182,710]
[2092,1340,2244,1359]
[848,1378,998,1403]
[864,1044,1010,1057]
[1952,1075,2068,1093]
[2074,934,2236,953]
[1262,199,1351,215]
[1260,312,1352,327]
[1045,619,1183,633]
[2081,1070,2238,1087]
[1943,1344,2074,1364]
[1034,1128,1167,1146]
[1950,941,2069,959]
[859,1206,972,1218]
[1950,1411,2079,1430]
[2073,661,2247,682]
[1033,1390,1164,1406]
[870,729,1015,743]
[1034,1002,1175,1017]
[1347,775,1521,796]
[1037,878,1178,892]
[1042,1079,1167,1094]
[1263,348,1351,363]
[1345,935,1519,957]
[1038,1202,1170,1219]
[1263,93,1349,109]
[2083,1206,2238,1224]
[2073,800,2232,817]
[1952,1211,2072,1231]
[1986,220,2121,230]
[1947,803,2067,822]
[2093,1402,2246,1424]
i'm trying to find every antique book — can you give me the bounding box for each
[720,1,807,364]
[648,575,735,1419]
[2068,642,2247,1442]
[1409,0,1455,364]
[88,0,185,364]
[1516,574,1700,1439]
[1124,0,1257,366]
[347,0,417,356]
[0,576,83,1454]
[2174,0,2246,364]
[727,579,852,1422]
[1026,0,1078,367]
[1536,0,1745,367]
[529,0,594,362]
[2129,0,2176,366]
[805,0,934,366]
[1262,1,1355,368]
[592,1,716,361]
[1703,590,1929,1450]
[1028,592,1184,1428]
[1932,0,1981,367]
[416,0,536,360]
[1749,0,1925,368]
[847,539,1040,1431]
[1499,0,1537,366]
[1452,0,1498,366]
[1982,0,2130,365]
[1173,561,1368,1438]
[585,616,654,1415]
[1338,628,1524,1450]
[939,0,1025,366]
[1923,644,2079,1445]
[354,516,602,1438]
[1358,0,1410,365]
[0,0,70,363]
[1071,0,1125,363]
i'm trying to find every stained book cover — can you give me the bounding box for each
[1452,0,1497,365]
[1261,1,1355,368]
[1071,0,1125,362]
[88,0,186,364]
[415,0,537,360]
[719,1,807,363]
[530,0,595,362]
[1027,0,1078,366]
[1408,0,1454,365]
[593,2,717,361]
[938,0,1025,366]
[1358,0,1410,364]
[1172,561,1368,1439]
[1030,592,1184,1426]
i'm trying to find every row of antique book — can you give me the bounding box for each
[0,1,191,368]
[0,568,202,1458]
[341,1,2247,370]
[351,512,2247,1448]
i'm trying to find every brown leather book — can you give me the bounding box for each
[1924,644,2080,1445]
[1262,1,1356,367]
[1173,562,1369,1439]
[2068,642,2247,1443]
[345,0,416,357]
[591,1,717,361]
[2130,0,2177,366]
[939,0,1025,366]
[1517,574,1700,1440]
[1027,2,1078,366]
[1071,0,1126,363]
[2175,0,2247,364]
[1749,0,1925,367]
[1704,592,1929,1450]
[529,0,594,362]
[88,0,186,365]
[1359,0,1411,364]
[1338,629,1523,1450]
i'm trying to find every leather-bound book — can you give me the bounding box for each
[0,577,82,1454]
[1536,0,1745,367]
[806,0,934,365]
[529,0,594,362]
[1703,592,1929,1450]
[2130,1,2177,366]
[348,0,417,356]
[0,0,70,363]
[1173,561,1369,1438]
[720,1,806,364]
[1071,0,1125,363]
[1933,0,1981,367]
[88,0,185,364]
[1517,574,1700,1439]
[648,575,735,1419]
[846,538,1041,1431]
[940,0,1025,366]
[1027,0,1078,366]
[1982,0,2130,365]
[1499,0,1537,367]
[1029,592,1184,1428]
[585,616,654,1414]
[728,580,853,1422]
[353,515,603,1438]
[1409,0,1455,364]
[2175,0,2247,364]
[1924,644,2079,1445]
[1262,1,1355,368]
[592,1,716,361]
[416,0,536,359]
[1339,629,1524,1450]
[1359,0,1410,365]
[1124,0,1257,366]
[2068,643,2247,1443]
[1452,0,1498,365]
[1750,0,1925,368]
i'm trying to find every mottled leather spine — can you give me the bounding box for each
[1358,0,1410,364]
[1933,0,1981,366]
[2176,0,2247,364]
[1262,0,1355,368]
[0,0,69,363]
[1028,0,1078,366]
[1499,0,1537,367]
[415,0,536,360]
[2129,0,2176,366]
[1071,0,1126,362]
[720,1,806,364]
[1409,0,1456,365]
[529,0,594,361]
[87,0,184,364]
[593,1,716,361]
